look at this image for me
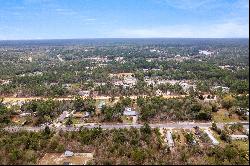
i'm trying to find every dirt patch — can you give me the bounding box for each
[38,153,93,165]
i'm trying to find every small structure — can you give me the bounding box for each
[230,135,248,141]
[166,130,174,148]
[123,107,138,116]
[62,84,72,89]
[156,89,163,96]
[245,129,249,135]
[203,95,217,102]
[179,82,196,93]
[204,129,219,145]
[19,112,31,117]
[83,112,90,118]
[64,151,74,157]
[78,90,90,97]
[194,126,201,135]
[58,111,70,122]
[212,86,230,93]
[97,101,105,109]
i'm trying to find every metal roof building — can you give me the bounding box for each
[204,129,219,145]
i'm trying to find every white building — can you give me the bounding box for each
[78,90,90,97]
[166,130,174,148]
[20,112,31,117]
[204,130,219,145]
[156,89,163,96]
[212,86,230,93]
[123,77,137,87]
[199,50,213,55]
[123,107,138,116]
[58,111,70,122]
[64,151,74,157]
[97,101,106,109]
[230,135,248,140]
[179,82,196,93]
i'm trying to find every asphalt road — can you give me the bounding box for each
[3,121,249,132]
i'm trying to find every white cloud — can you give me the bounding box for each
[109,21,249,38]
[84,18,96,21]
[54,8,77,15]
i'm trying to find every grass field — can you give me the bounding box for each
[212,109,240,123]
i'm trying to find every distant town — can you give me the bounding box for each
[0,38,249,165]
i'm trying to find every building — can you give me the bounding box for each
[204,129,219,145]
[64,151,74,157]
[19,112,31,117]
[156,89,163,96]
[78,90,90,97]
[203,94,217,102]
[212,86,230,93]
[97,101,105,109]
[166,130,174,148]
[58,111,70,122]
[245,129,249,135]
[230,135,248,140]
[123,107,138,116]
[179,82,196,93]
[62,84,72,89]
[123,76,137,87]
[83,112,90,118]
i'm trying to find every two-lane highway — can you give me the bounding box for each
[3,121,249,132]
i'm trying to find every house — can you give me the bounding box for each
[83,112,90,118]
[0,79,11,85]
[203,94,217,102]
[212,86,230,93]
[58,111,70,122]
[179,82,196,93]
[230,135,248,140]
[11,101,25,107]
[156,89,163,96]
[78,90,90,97]
[114,80,123,86]
[144,78,155,86]
[19,112,31,117]
[64,151,74,157]
[97,101,105,109]
[114,57,124,62]
[204,129,219,145]
[123,107,138,116]
[199,50,213,55]
[245,129,249,135]
[166,130,174,148]
[123,77,137,87]
[50,82,59,86]
[237,108,249,116]
[62,84,72,89]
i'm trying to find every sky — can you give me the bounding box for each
[0,0,249,39]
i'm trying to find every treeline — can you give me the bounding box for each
[0,124,248,165]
